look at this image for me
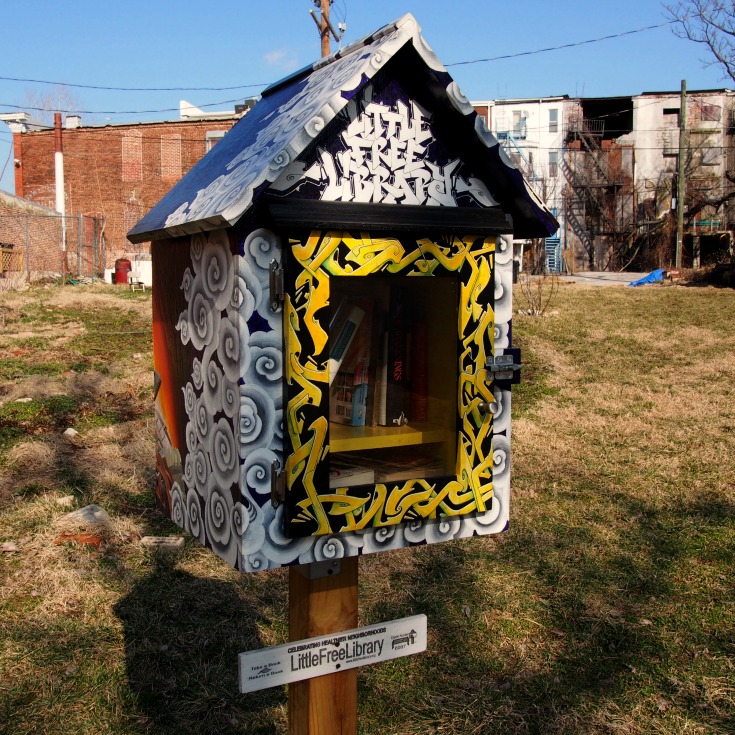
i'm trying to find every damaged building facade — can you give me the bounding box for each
[474,88,735,272]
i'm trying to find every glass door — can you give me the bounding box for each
[284,229,496,538]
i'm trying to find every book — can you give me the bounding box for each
[334,449,448,484]
[330,370,357,424]
[328,465,376,488]
[374,330,389,426]
[329,455,376,488]
[329,299,374,426]
[379,288,411,426]
[328,303,364,386]
[409,321,428,423]
[377,455,446,483]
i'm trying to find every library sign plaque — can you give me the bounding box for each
[133,12,556,574]
[238,615,427,693]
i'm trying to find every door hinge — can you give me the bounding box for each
[486,349,522,384]
[269,259,284,312]
[271,459,286,508]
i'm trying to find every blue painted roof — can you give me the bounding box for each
[128,13,557,242]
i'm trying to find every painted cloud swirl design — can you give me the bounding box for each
[173,214,513,570]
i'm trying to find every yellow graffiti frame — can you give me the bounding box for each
[285,230,495,536]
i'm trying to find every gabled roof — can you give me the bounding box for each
[128,13,557,243]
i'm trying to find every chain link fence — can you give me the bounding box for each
[0,212,105,291]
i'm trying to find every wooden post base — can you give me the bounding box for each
[288,556,358,735]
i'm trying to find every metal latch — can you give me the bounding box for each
[271,459,285,508]
[486,349,522,384]
[269,259,284,312]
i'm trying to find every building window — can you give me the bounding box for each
[122,131,143,181]
[512,111,527,139]
[161,134,182,180]
[548,151,558,178]
[663,108,680,129]
[206,130,228,151]
[693,100,722,122]
[700,146,720,166]
[549,108,559,133]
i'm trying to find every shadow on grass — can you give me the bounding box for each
[114,553,286,735]
[358,486,735,734]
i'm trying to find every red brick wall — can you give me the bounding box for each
[473,105,492,129]
[15,119,238,267]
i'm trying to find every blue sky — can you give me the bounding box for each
[1,0,730,194]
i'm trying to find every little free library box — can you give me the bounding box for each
[128,13,558,573]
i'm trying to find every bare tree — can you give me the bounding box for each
[20,85,86,126]
[666,1,735,82]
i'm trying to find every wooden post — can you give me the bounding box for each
[289,556,358,735]
[676,79,687,270]
[320,0,331,58]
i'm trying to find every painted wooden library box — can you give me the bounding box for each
[128,13,557,572]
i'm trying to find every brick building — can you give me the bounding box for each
[2,106,242,268]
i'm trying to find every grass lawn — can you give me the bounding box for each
[0,281,733,735]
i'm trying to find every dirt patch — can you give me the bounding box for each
[0,281,150,313]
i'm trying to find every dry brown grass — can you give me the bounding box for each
[1,281,734,735]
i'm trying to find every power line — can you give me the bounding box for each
[0,145,11,181]
[0,19,678,107]
[446,21,676,67]
[0,76,269,93]
[0,98,245,117]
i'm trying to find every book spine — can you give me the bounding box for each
[377,331,388,425]
[348,303,372,426]
[410,321,428,423]
[351,378,369,426]
[328,304,364,385]
[381,291,410,426]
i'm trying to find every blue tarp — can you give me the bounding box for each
[629,269,666,287]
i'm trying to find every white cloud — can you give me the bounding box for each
[264,48,300,72]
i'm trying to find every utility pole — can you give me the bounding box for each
[309,0,341,58]
[54,112,67,256]
[676,79,687,269]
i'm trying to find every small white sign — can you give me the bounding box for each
[238,614,427,693]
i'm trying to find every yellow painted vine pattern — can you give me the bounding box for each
[286,230,495,536]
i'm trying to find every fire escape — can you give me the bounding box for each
[496,128,560,271]
[496,131,544,189]
[564,117,634,270]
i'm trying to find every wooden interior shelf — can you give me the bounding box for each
[330,422,453,453]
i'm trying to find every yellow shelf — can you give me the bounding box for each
[330,422,453,453]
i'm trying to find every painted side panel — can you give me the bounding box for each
[152,227,513,572]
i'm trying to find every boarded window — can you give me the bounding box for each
[123,202,144,234]
[206,130,227,151]
[122,131,143,181]
[693,100,722,122]
[161,134,182,180]
[662,108,680,129]
[700,146,720,166]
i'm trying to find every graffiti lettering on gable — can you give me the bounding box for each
[274,92,498,209]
